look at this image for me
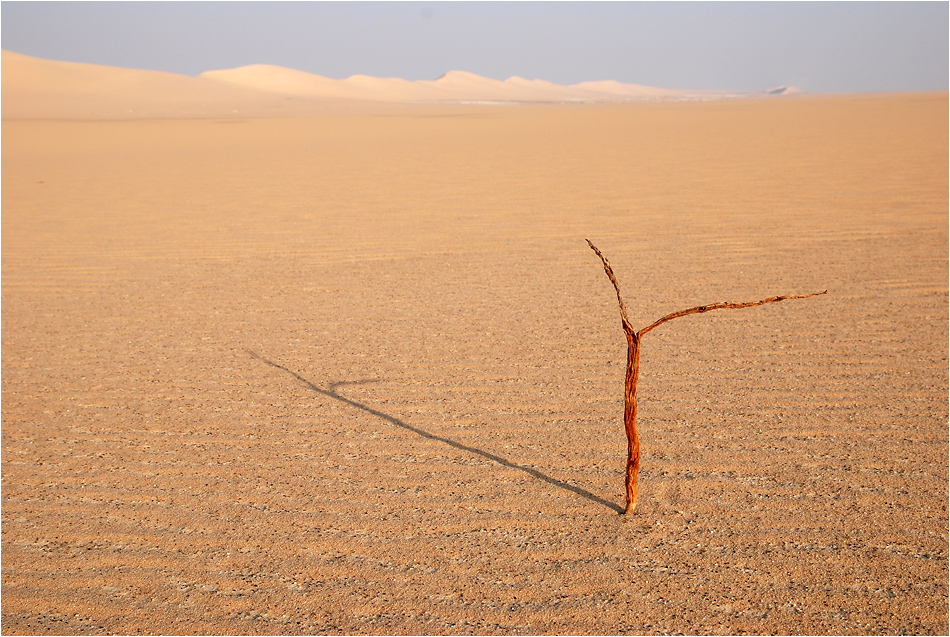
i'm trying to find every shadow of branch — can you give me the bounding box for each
[248,350,623,514]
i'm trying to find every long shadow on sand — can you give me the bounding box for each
[249,351,623,514]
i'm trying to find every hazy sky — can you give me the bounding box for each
[2,1,947,92]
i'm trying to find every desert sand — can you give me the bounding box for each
[2,52,947,635]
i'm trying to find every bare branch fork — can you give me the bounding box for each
[586,239,827,514]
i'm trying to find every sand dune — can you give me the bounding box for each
[200,64,368,100]
[202,65,705,103]
[1,50,289,120]
[4,50,785,120]
[573,79,682,98]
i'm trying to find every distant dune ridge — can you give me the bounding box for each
[2,49,797,119]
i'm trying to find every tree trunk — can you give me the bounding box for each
[623,328,641,514]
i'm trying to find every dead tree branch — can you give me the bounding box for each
[586,238,633,332]
[586,239,826,514]
[638,291,828,338]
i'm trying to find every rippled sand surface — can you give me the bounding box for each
[3,93,947,634]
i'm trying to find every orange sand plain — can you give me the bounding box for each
[2,93,948,634]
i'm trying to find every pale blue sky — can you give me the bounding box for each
[2,1,947,92]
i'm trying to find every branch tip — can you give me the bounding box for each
[587,239,632,330]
